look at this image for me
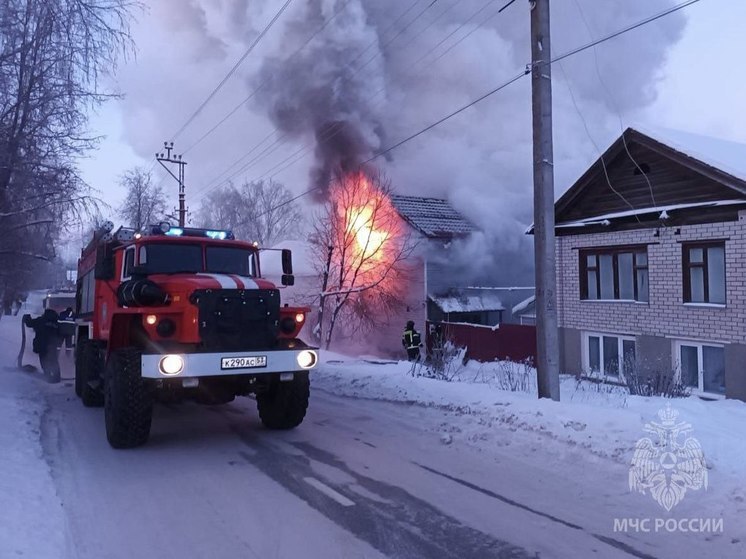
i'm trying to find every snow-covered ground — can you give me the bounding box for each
[315,352,746,545]
[2,296,745,558]
[0,318,69,558]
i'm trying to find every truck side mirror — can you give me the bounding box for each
[94,245,115,280]
[281,274,295,286]
[281,248,293,275]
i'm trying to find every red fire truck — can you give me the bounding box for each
[75,221,317,448]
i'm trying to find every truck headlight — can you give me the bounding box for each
[296,350,317,369]
[159,354,184,375]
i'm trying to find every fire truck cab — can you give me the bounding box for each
[75,221,317,448]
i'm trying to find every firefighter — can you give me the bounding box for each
[402,320,422,361]
[23,309,62,383]
[59,306,75,350]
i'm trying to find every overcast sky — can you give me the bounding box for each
[78,0,744,237]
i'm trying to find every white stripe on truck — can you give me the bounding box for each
[198,273,237,288]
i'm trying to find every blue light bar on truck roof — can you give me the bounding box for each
[150,222,234,240]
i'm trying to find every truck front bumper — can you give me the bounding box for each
[140,348,318,379]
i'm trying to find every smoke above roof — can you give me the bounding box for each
[115,0,688,283]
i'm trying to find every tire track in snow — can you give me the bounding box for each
[414,462,659,559]
[232,429,531,559]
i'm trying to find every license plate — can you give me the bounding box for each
[221,356,267,370]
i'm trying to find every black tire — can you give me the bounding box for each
[256,372,310,430]
[76,339,104,407]
[104,347,153,449]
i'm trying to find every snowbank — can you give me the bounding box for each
[313,352,746,508]
[0,314,69,558]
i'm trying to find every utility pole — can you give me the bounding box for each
[156,141,187,227]
[530,0,560,401]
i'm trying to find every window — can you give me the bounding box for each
[683,242,725,304]
[583,332,636,378]
[205,247,257,276]
[674,341,725,395]
[77,271,95,315]
[122,248,135,280]
[580,247,648,302]
[140,243,203,274]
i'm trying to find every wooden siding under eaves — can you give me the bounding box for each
[554,128,746,234]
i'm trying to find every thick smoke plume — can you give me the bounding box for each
[115,0,688,285]
[254,0,388,198]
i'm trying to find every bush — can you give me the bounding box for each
[576,354,691,399]
[410,336,466,382]
[491,359,536,393]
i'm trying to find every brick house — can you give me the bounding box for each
[554,126,746,400]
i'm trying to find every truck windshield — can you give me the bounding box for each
[205,246,255,276]
[141,244,202,274]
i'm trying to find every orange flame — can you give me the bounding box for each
[333,172,396,262]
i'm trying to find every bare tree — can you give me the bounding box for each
[119,168,167,230]
[194,179,303,246]
[0,0,137,303]
[311,170,416,349]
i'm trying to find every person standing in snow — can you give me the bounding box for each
[58,307,75,350]
[402,320,422,361]
[23,309,62,383]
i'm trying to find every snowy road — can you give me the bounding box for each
[28,379,656,559]
[2,317,739,558]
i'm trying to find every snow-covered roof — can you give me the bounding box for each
[635,125,746,185]
[391,195,477,239]
[430,292,504,313]
[511,295,535,316]
[555,199,746,229]
[261,240,315,277]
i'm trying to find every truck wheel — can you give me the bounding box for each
[76,339,104,407]
[256,372,310,430]
[104,347,153,449]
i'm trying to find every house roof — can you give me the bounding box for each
[429,292,504,314]
[551,126,746,229]
[391,195,477,239]
[511,295,535,316]
[635,125,746,184]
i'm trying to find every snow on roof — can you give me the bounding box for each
[554,199,746,229]
[430,292,504,313]
[391,195,477,239]
[261,239,315,277]
[511,295,535,315]
[635,125,746,185]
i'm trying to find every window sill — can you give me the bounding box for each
[691,390,726,401]
[683,303,726,309]
[581,299,649,305]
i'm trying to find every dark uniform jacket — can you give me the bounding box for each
[24,310,61,354]
[402,328,422,350]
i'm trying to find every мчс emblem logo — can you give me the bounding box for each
[629,405,708,511]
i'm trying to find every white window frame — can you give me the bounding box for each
[581,331,636,379]
[672,340,726,397]
[121,247,136,281]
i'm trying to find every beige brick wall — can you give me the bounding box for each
[557,210,746,344]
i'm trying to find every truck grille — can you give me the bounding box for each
[194,289,280,351]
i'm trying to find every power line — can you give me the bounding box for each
[571,0,658,209]
[189,0,438,202]
[242,0,513,186]
[364,0,702,163]
[203,0,694,222]
[181,0,356,156]
[169,0,294,143]
[215,0,505,191]
[551,0,702,67]
[365,70,528,163]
